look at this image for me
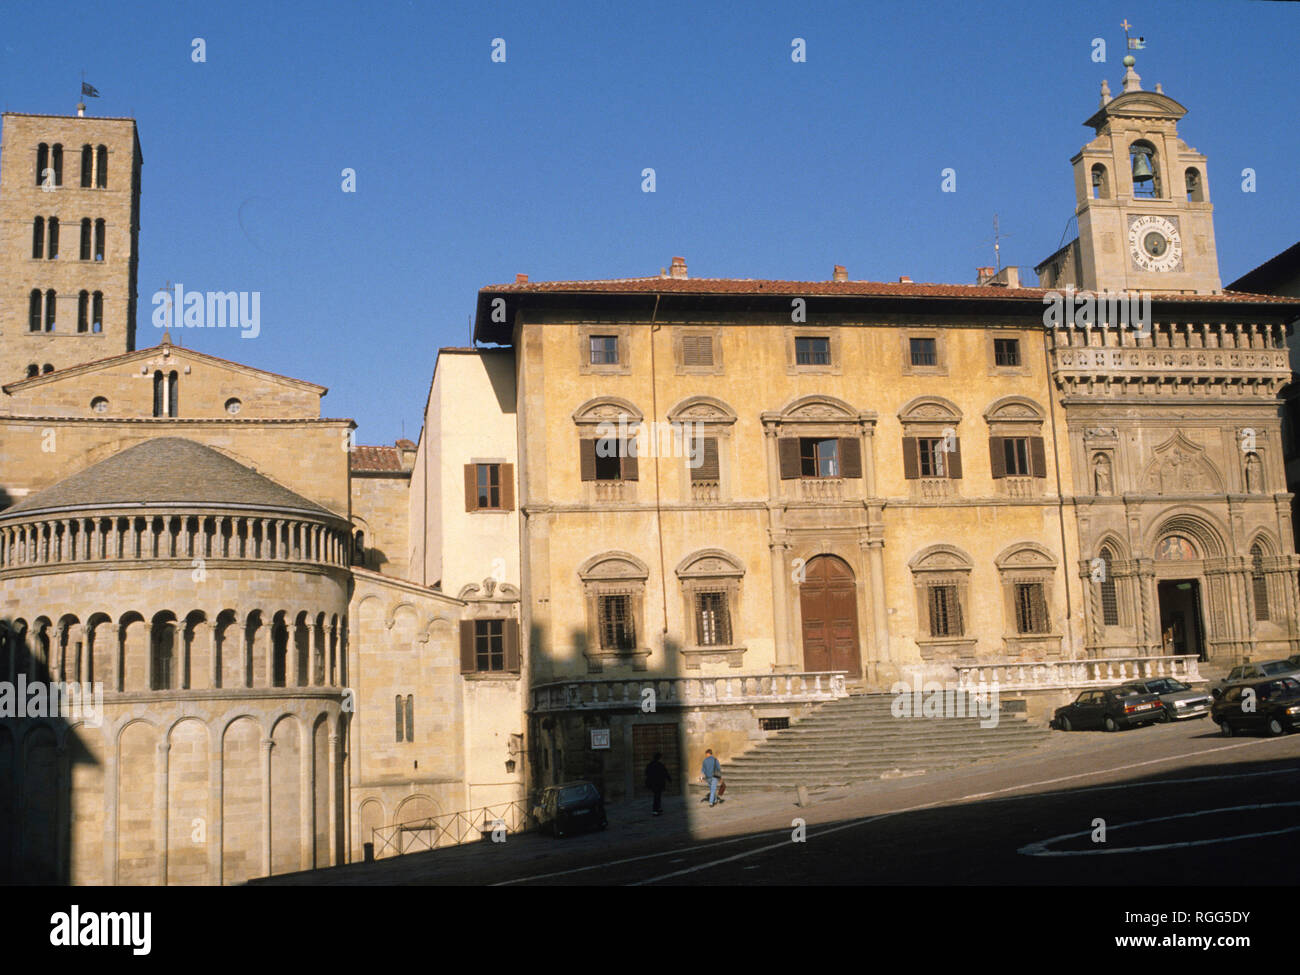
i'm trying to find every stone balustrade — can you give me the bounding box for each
[953,654,1201,692]
[0,508,350,571]
[531,671,849,712]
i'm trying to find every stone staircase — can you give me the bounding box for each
[709,692,1051,793]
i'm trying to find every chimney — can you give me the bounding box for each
[515,273,529,284]
[669,256,688,279]
[833,265,848,282]
[991,266,1020,289]
[976,266,996,285]
[898,275,912,284]
[395,439,418,470]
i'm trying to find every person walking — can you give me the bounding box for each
[644,752,670,816]
[700,749,723,807]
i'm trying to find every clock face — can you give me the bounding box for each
[1129,215,1183,273]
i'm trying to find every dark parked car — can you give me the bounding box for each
[1051,686,1165,732]
[533,781,607,838]
[1211,676,1300,737]
[1120,678,1212,721]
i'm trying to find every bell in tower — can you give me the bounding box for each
[1131,146,1154,184]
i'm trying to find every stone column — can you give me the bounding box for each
[866,534,890,675]
[157,739,171,885]
[769,535,794,670]
[260,737,274,876]
[300,716,313,870]
[264,619,276,687]
[327,730,340,866]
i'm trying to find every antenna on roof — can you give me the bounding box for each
[981,214,1011,272]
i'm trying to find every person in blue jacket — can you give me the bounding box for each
[700,749,722,806]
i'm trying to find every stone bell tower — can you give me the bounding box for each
[1037,55,1222,295]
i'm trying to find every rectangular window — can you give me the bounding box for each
[1100,576,1119,626]
[794,336,831,365]
[589,335,619,365]
[695,591,732,646]
[909,337,937,366]
[1004,437,1030,476]
[681,334,714,366]
[994,338,1021,366]
[580,439,638,483]
[474,619,505,672]
[598,594,636,651]
[917,438,946,477]
[404,694,414,742]
[394,695,404,742]
[928,585,963,637]
[476,463,500,508]
[800,437,840,478]
[691,436,720,483]
[1014,583,1049,634]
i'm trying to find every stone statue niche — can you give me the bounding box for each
[1093,453,1112,496]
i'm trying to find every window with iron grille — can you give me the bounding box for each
[695,590,732,646]
[474,619,506,671]
[599,594,636,650]
[395,694,415,742]
[928,584,963,637]
[759,717,789,731]
[994,338,1021,366]
[476,463,500,508]
[589,335,619,364]
[794,336,831,365]
[909,337,937,366]
[1014,582,1049,634]
[1252,546,1270,621]
[800,437,840,477]
[1099,550,1119,626]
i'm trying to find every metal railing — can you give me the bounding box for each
[370,799,530,858]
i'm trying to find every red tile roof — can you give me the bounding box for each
[350,445,404,473]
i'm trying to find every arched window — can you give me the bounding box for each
[44,289,56,331]
[26,364,39,379]
[50,144,63,186]
[79,218,91,260]
[153,371,164,417]
[1130,140,1159,198]
[168,371,179,417]
[1251,544,1269,621]
[80,145,93,187]
[94,219,105,261]
[28,290,41,331]
[1185,167,1204,203]
[78,290,89,333]
[1090,163,1110,200]
[35,143,48,185]
[1098,547,1118,626]
[47,216,58,258]
[42,364,54,374]
[92,291,103,333]
[151,625,174,690]
[96,145,108,188]
[351,530,365,565]
[32,216,44,258]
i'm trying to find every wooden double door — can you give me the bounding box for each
[799,555,862,677]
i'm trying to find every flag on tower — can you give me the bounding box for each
[81,82,100,97]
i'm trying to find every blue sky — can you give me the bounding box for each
[2,0,1296,443]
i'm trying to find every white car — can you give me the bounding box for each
[1210,659,1300,699]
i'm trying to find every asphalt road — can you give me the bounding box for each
[256,718,1300,886]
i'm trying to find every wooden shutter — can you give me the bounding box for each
[464,464,478,510]
[902,437,920,479]
[504,620,520,672]
[500,463,515,510]
[778,437,801,479]
[579,439,597,481]
[947,438,963,479]
[459,621,476,673]
[1030,437,1048,478]
[682,334,713,366]
[621,445,639,481]
[989,437,1006,478]
[692,437,720,481]
[838,438,862,478]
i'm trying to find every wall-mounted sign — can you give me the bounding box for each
[590,728,610,750]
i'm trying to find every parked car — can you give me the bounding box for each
[533,781,607,838]
[1211,676,1300,737]
[1051,686,1165,732]
[1209,659,1300,698]
[1120,678,1212,721]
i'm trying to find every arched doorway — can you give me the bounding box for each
[799,555,861,677]
[1153,533,1207,661]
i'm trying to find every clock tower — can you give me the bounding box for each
[1036,56,1222,295]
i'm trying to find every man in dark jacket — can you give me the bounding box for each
[644,753,671,816]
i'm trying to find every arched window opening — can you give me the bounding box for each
[44,289,56,331]
[152,371,164,417]
[42,363,54,374]
[352,530,365,566]
[32,216,44,258]
[51,144,63,186]
[94,219,105,261]
[92,291,103,333]
[151,625,175,690]
[1185,168,1204,203]
[1090,163,1110,200]
[26,364,40,379]
[28,290,41,331]
[168,370,179,417]
[1099,547,1118,626]
[1130,141,1159,198]
[95,144,108,188]
[78,290,89,333]
[81,145,93,187]
[35,143,48,185]
[1251,544,1270,621]
[47,216,58,258]
[80,218,91,260]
